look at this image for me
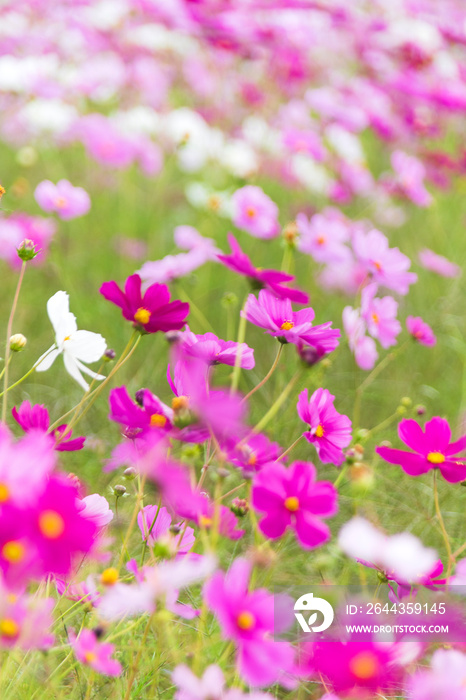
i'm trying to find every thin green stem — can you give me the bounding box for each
[0,346,56,399]
[242,343,283,403]
[277,434,303,461]
[250,369,302,435]
[230,298,248,393]
[433,470,453,577]
[2,261,27,421]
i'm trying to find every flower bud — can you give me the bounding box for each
[221,292,238,309]
[103,348,116,362]
[282,221,299,245]
[249,546,277,569]
[165,330,183,344]
[9,334,27,352]
[113,484,127,497]
[349,462,375,492]
[169,523,182,535]
[135,389,146,406]
[230,498,249,517]
[122,467,137,481]
[400,396,412,407]
[416,404,426,416]
[396,405,407,416]
[17,239,40,261]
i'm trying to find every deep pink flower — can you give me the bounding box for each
[231,185,280,239]
[70,628,122,677]
[177,326,255,369]
[418,248,461,278]
[297,389,352,466]
[376,417,466,483]
[242,290,340,352]
[218,235,309,304]
[297,212,350,264]
[176,492,245,541]
[100,274,189,334]
[78,495,114,528]
[226,433,281,475]
[204,558,295,686]
[360,283,401,349]
[109,387,173,436]
[406,316,436,346]
[0,582,54,650]
[12,401,85,451]
[34,180,90,220]
[252,461,338,548]
[352,228,417,295]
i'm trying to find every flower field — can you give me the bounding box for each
[1,1,466,698]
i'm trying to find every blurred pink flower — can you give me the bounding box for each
[418,248,461,277]
[69,628,122,677]
[231,185,280,239]
[34,179,90,220]
[406,316,436,346]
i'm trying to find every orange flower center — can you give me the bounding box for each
[237,611,255,630]
[316,235,326,245]
[38,510,65,539]
[349,651,379,680]
[84,651,97,664]
[280,320,294,331]
[246,207,256,218]
[0,482,10,503]
[54,196,67,209]
[284,496,300,512]
[172,395,189,412]
[2,541,25,564]
[371,312,379,324]
[0,618,20,639]
[134,307,151,325]
[199,515,212,528]
[427,452,445,464]
[315,424,325,438]
[247,452,257,466]
[373,261,382,272]
[150,413,167,428]
[101,567,119,586]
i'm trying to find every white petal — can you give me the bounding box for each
[47,291,73,337]
[73,357,105,382]
[66,330,106,362]
[63,352,89,391]
[35,346,60,372]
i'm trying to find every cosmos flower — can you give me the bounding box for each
[390,150,432,207]
[100,274,189,334]
[297,388,352,466]
[0,582,54,650]
[177,326,255,369]
[218,235,309,304]
[172,664,273,700]
[409,649,466,700]
[231,185,280,239]
[297,212,350,264]
[375,417,466,483]
[34,179,91,220]
[69,628,122,676]
[12,401,85,451]
[108,386,173,435]
[406,316,436,346]
[252,460,338,549]
[352,228,417,295]
[137,505,195,555]
[360,283,401,349]
[418,248,461,278]
[342,306,378,371]
[225,433,282,475]
[35,291,106,392]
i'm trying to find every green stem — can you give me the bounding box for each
[433,470,453,577]
[0,346,56,399]
[2,261,27,421]
[250,368,302,435]
[276,434,303,461]
[242,343,283,403]
[230,299,248,393]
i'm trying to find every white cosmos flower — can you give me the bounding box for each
[36,291,107,391]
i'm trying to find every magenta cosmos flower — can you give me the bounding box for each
[100,274,189,334]
[297,388,352,466]
[242,290,340,351]
[252,461,338,549]
[218,234,309,304]
[204,557,295,686]
[34,180,90,220]
[69,628,122,677]
[231,185,280,239]
[376,417,466,483]
[12,401,85,451]
[177,325,255,369]
[406,316,436,346]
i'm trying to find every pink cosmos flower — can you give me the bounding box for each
[418,248,461,278]
[100,274,189,334]
[360,283,401,348]
[218,235,309,304]
[376,417,466,483]
[0,583,54,650]
[297,212,350,264]
[390,150,432,207]
[204,558,295,686]
[406,316,436,346]
[282,129,325,161]
[176,492,245,541]
[109,386,173,436]
[342,306,378,370]
[69,628,122,677]
[34,179,90,220]
[242,290,340,352]
[252,461,338,548]
[297,389,352,466]
[177,326,255,369]
[76,114,135,169]
[12,401,85,451]
[409,649,466,700]
[172,664,273,700]
[352,228,417,295]
[138,505,195,555]
[231,185,280,239]
[78,495,114,528]
[226,433,281,475]
[0,213,56,269]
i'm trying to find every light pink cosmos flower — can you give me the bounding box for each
[0,213,56,269]
[418,248,461,278]
[342,306,378,370]
[177,325,255,369]
[409,648,466,700]
[0,582,54,650]
[242,290,340,352]
[352,228,417,295]
[297,388,352,466]
[252,461,338,549]
[69,628,122,677]
[78,495,114,528]
[360,283,401,348]
[390,150,432,207]
[231,185,280,239]
[204,558,295,686]
[172,664,273,700]
[138,505,195,555]
[406,316,436,346]
[297,212,350,264]
[34,180,90,220]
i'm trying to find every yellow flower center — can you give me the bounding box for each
[427,452,445,464]
[237,611,255,630]
[84,651,97,664]
[55,196,68,209]
[349,651,379,680]
[38,510,65,539]
[280,320,294,331]
[0,482,10,503]
[247,453,257,466]
[101,567,119,586]
[284,496,300,512]
[172,395,189,412]
[316,235,326,245]
[315,424,325,438]
[0,618,20,639]
[2,541,25,564]
[6,594,17,604]
[199,515,212,528]
[373,260,382,272]
[150,413,167,428]
[371,312,379,324]
[246,207,256,218]
[134,307,151,325]
[208,195,221,211]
